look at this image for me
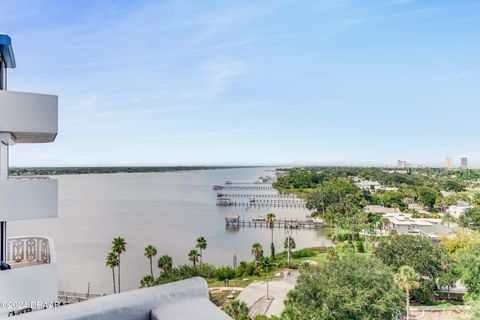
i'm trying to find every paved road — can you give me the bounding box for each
[237,270,298,317]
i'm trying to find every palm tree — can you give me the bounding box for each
[284,235,296,262]
[380,217,390,235]
[188,249,200,267]
[140,275,155,288]
[158,255,173,274]
[196,236,207,265]
[112,237,127,293]
[144,245,157,278]
[266,213,276,258]
[251,243,263,261]
[105,251,119,294]
[394,266,420,320]
[442,211,457,228]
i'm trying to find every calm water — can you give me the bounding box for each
[10,167,331,293]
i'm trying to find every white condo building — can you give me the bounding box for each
[0,34,59,315]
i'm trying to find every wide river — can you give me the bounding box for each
[10,167,331,293]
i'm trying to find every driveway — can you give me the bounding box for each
[237,270,298,317]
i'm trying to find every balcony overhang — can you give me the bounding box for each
[0,91,58,143]
[0,179,58,221]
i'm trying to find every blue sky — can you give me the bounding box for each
[1,0,479,167]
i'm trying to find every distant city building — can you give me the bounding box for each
[397,160,408,169]
[445,157,453,169]
[461,157,468,169]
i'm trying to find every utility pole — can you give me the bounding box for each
[287,226,291,263]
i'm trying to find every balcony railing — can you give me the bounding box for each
[7,236,55,268]
[1,236,58,314]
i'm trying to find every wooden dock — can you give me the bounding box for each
[217,193,298,199]
[58,291,104,304]
[217,199,306,209]
[213,185,275,191]
[225,218,322,229]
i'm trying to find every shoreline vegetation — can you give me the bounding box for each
[70,166,480,318]
[9,166,264,176]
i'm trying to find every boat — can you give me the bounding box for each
[217,198,233,206]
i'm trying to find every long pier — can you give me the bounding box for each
[213,185,275,191]
[226,218,322,229]
[217,193,298,199]
[217,199,306,209]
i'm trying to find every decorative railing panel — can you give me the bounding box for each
[7,237,51,264]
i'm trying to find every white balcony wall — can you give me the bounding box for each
[0,91,58,143]
[0,237,58,314]
[0,179,58,221]
[0,263,58,313]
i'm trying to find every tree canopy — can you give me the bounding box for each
[374,235,445,303]
[459,207,480,230]
[283,255,405,320]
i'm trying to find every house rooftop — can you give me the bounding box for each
[364,205,401,214]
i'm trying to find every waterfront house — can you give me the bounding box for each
[383,212,453,240]
[0,34,59,315]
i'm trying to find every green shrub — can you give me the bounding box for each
[235,261,258,277]
[356,240,365,253]
[216,266,236,281]
[292,248,316,258]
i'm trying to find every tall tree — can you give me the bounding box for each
[283,255,405,319]
[266,213,276,258]
[144,245,157,278]
[459,207,480,230]
[284,235,296,262]
[394,266,420,320]
[188,249,200,268]
[105,251,119,294]
[158,255,173,274]
[196,236,207,265]
[459,244,480,300]
[112,237,127,293]
[251,243,263,261]
[374,235,444,303]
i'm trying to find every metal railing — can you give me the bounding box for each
[7,236,53,266]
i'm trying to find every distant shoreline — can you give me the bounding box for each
[9,166,269,176]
